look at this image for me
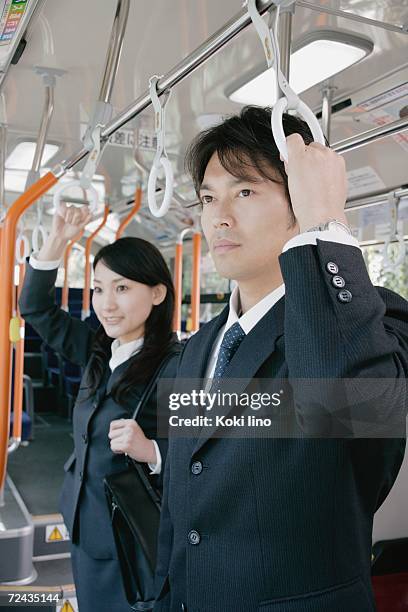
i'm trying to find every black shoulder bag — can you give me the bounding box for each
[104,352,174,611]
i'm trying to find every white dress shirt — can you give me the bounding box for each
[29,252,162,474]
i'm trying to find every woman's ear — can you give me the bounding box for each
[152,284,167,306]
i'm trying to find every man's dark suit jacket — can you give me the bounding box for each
[19,264,180,559]
[154,241,408,612]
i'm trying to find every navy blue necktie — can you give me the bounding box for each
[213,322,245,379]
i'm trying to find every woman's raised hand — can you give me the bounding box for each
[52,202,93,242]
[36,203,93,262]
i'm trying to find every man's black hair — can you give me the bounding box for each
[185,105,317,226]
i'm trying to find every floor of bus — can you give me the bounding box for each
[3,412,76,608]
[7,413,73,515]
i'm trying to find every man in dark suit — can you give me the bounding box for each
[153,107,408,612]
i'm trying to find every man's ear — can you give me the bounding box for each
[152,284,167,306]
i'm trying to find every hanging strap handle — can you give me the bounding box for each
[147,75,174,218]
[53,180,99,216]
[247,0,325,162]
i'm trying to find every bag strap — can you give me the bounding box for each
[128,347,178,502]
[131,346,178,421]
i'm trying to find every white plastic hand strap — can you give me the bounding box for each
[15,233,30,264]
[147,75,174,218]
[31,199,48,252]
[32,225,48,253]
[80,124,105,191]
[247,0,325,162]
[53,180,98,216]
[383,193,406,270]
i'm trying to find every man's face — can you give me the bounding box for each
[199,152,299,283]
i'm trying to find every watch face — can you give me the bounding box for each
[327,221,351,234]
[327,221,338,231]
[328,221,343,232]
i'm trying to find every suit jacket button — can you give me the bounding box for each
[79,471,83,481]
[337,289,352,303]
[332,275,345,288]
[188,529,201,545]
[191,461,203,475]
[82,433,88,444]
[93,400,98,409]
[326,262,339,274]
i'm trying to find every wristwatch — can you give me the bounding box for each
[305,219,352,235]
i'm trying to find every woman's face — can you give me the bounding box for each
[92,261,166,344]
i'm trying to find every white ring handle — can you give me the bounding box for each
[147,157,174,218]
[272,98,326,163]
[32,225,48,253]
[382,235,406,270]
[53,180,99,215]
[15,234,30,264]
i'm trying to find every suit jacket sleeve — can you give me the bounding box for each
[19,263,95,367]
[278,239,408,436]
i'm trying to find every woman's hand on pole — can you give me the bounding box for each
[108,419,158,464]
[36,202,92,261]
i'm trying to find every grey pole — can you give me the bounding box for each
[31,85,54,175]
[99,0,131,104]
[278,8,294,84]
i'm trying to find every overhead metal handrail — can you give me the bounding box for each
[346,188,408,212]
[296,1,408,35]
[333,116,408,155]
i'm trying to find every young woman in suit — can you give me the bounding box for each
[19,204,180,612]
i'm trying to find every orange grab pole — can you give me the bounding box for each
[82,204,109,320]
[12,263,26,440]
[173,228,195,335]
[0,171,58,490]
[173,242,183,333]
[191,231,201,333]
[116,185,142,239]
[61,229,84,312]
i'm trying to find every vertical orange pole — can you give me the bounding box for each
[82,204,109,320]
[173,242,183,333]
[61,229,84,312]
[0,172,58,490]
[12,263,26,440]
[191,231,201,333]
[116,185,142,239]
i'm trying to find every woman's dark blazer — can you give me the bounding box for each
[19,263,180,559]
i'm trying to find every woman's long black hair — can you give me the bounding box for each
[86,237,175,402]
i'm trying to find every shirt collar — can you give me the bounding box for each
[109,337,144,372]
[225,283,285,335]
